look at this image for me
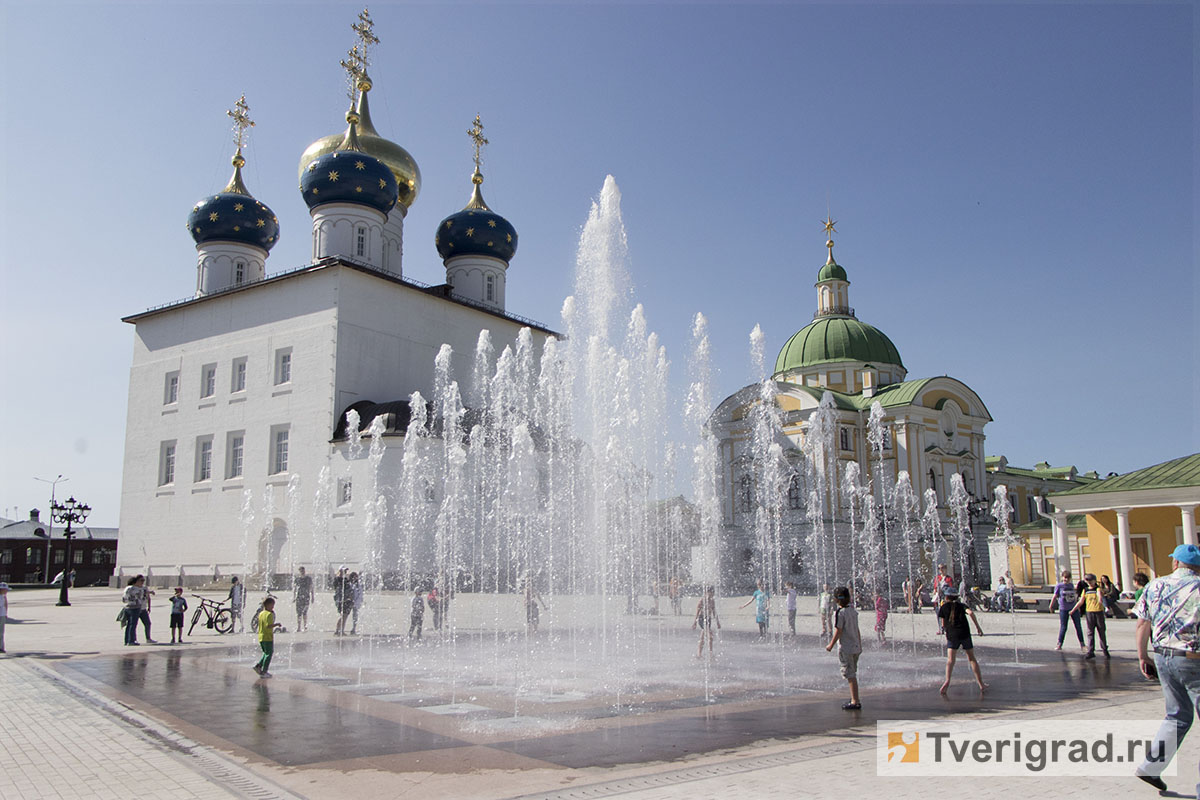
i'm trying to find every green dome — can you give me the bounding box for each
[774,317,904,375]
[817,260,847,282]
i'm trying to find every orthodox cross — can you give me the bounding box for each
[468,114,488,173]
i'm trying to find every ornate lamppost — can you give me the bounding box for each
[50,497,90,606]
[33,474,68,583]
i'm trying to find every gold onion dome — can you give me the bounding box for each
[298,74,420,210]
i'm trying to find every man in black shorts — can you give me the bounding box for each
[937,586,987,695]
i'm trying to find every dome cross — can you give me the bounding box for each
[468,114,488,177]
[226,95,254,159]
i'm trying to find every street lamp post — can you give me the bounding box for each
[34,475,68,584]
[50,497,90,606]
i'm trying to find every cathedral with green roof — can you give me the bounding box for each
[711,220,994,589]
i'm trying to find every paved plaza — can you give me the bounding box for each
[1,587,1192,799]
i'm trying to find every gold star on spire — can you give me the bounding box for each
[822,215,837,238]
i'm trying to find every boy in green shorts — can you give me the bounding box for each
[253,597,282,678]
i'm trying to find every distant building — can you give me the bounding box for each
[1046,453,1200,591]
[0,509,118,586]
[711,226,993,591]
[985,457,1099,587]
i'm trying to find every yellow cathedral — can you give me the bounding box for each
[711,221,993,591]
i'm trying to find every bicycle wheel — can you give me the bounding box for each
[214,609,234,634]
[188,607,203,636]
[250,612,259,633]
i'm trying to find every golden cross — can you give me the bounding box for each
[822,215,837,238]
[226,95,254,153]
[468,114,488,172]
[340,45,364,102]
[352,8,380,67]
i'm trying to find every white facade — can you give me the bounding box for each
[118,260,551,586]
[195,241,267,296]
[445,254,507,311]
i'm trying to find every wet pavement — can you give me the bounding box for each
[61,634,1149,772]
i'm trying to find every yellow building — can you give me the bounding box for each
[1046,453,1200,592]
[985,457,1099,588]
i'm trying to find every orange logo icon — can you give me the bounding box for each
[887,731,920,763]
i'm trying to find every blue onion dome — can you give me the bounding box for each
[301,111,399,215]
[187,151,279,251]
[435,169,518,263]
[298,74,421,210]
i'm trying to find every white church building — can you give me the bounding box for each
[117,37,553,587]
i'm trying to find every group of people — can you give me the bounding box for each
[120,575,189,645]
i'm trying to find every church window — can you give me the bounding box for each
[271,426,290,474]
[232,358,247,392]
[839,427,851,452]
[486,274,495,302]
[201,364,216,399]
[160,441,176,486]
[164,372,179,405]
[227,432,244,479]
[739,474,754,513]
[787,474,803,510]
[235,261,245,285]
[196,437,213,481]
[356,226,366,257]
[274,349,292,385]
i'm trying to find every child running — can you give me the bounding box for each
[168,587,188,644]
[825,587,862,710]
[252,597,282,678]
[937,586,986,694]
[693,586,721,658]
[874,591,889,645]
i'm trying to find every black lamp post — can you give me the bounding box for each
[50,496,90,606]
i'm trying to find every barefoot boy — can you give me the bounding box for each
[168,587,188,644]
[825,586,862,710]
[937,585,986,694]
[252,597,282,678]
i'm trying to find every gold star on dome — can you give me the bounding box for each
[308,162,318,173]
[435,235,440,245]
[233,225,240,232]
[487,241,493,247]
[328,170,340,182]
[444,221,452,229]
[466,227,475,237]
[256,219,265,227]
[312,188,320,195]
[209,212,219,222]
[234,202,244,212]
[506,233,512,243]
[488,219,497,228]
[355,186,362,192]
[355,160,366,170]
[379,178,386,189]
[192,206,199,213]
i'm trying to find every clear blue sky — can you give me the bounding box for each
[1,2,1194,526]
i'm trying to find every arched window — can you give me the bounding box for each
[235,261,245,285]
[821,286,831,310]
[356,226,366,257]
[485,274,496,302]
[787,474,803,509]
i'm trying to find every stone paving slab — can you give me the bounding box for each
[3,587,1195,799]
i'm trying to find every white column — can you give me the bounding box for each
[1115,508,1134,591]
[1181,505,1199,547]
[1052,511,1070,578]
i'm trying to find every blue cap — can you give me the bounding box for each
[1171,544,1200,566]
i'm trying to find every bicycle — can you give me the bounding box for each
[188,595,234,635]
[249,593,278,633]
